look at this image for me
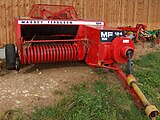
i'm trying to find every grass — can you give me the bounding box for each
[2,50,160,120]
[29,81,142,120]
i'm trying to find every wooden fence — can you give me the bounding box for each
[0,0,160,47]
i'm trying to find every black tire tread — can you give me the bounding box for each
[5,44,16,70]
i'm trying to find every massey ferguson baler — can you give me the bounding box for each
[5,4,159,119]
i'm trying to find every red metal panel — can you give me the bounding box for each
[111,37,135,64]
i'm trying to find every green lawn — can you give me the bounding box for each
[2,51,160,120]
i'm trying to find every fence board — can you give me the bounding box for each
[0,0,3,47]
[0,0,160,47]
[0,0,6,47]
[148,0,159,29]
[12,0,18,43]
[7,0,14,43]
[158,0,160,29]
[122,0,135,26]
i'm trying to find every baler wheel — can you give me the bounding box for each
[5,44,16,70]
[15,57,21,71]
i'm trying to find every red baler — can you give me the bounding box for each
[5,4,159,119]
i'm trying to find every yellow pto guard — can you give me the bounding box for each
[127,75,159,119]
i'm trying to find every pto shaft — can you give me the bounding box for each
[126,50,159,119]
[127,75,159,119]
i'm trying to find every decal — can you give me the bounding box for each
[96,22,102,25]
[123,40,129,43]
[18,20,104,26]
[100,30,124,42]
[21,20,43,24]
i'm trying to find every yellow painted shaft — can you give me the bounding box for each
[127,75,159,119]
[132,83,150,106]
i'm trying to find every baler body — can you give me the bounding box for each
[15,4,135,67]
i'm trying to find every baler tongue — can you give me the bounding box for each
[98,42,159,119]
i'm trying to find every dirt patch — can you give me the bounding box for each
[0,60,10,76]
[0,61,104,115]
[0,42,159,116]
[133,42,160,59]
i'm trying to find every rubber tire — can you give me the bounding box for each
[15,57,21,71]
[5,44,16,70]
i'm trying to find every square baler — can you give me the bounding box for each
[5,4,159,119]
